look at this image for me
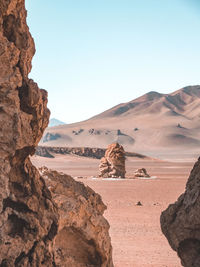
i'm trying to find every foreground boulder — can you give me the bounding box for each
[161,157,200,267]
[40,167,113,267]
[0,0,59,265]
[99,143,126,178]
[0,0,113,266]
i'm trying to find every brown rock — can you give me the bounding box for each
[0,0,58,265]
[160,157,200,267]
[136,201,143,206]
[39,167,113,267]
[99,143,126,178]
[0,1,113,266]
[133,168,150,178]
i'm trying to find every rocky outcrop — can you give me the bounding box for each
[132,168,150,178]
[0,0,113,266]
[36,145,147,160]
[0,0,59,265]
[39,167,113,267]
[160,157,200,267]
[99,143,126,178]
[36,146,106,159]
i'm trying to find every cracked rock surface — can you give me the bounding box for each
[0,0,113,266]
[161,157,200,267]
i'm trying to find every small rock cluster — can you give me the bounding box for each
[133,168,150,178]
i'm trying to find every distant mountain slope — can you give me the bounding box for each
[48,118,66,127]
[41,86,200,158]
[91,85,200,119]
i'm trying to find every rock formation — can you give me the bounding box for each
[39,167,113,267]
[161,157,200,267]
[0,0,59,265]
[36,146,106,159]
[36,145,147,160]
[0,0,113,266]
[99,143,126,178]
[132,168,150,178]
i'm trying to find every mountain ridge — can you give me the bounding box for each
[40,85,200,158]
[90,85,200,120]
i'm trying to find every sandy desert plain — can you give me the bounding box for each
[32,86,200,266]
[31,148,199,267]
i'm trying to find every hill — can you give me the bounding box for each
[40,86,200,159]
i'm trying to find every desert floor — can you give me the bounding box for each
[31,153,196,267]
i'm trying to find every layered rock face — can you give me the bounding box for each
[0,1,113,266]
[99,143,126,178]
[40,167,113,267]
[0,0,59,265]
[161,157,200,267]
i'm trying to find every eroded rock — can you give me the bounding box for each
[0,0,59,265]
[99,143,126,178]
[0,1,113,266]
[161,157,200,267]
[39,167,113,267]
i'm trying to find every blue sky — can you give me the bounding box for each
[26,0,200,123]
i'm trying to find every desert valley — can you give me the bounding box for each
[1,0,200,266]
[40,86,200,160]
[32,152,194,266]
[32,85,200,266]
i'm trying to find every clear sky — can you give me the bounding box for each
[26,0,200,123]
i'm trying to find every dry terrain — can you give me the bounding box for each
[40,86,200,159]
[32,153,196,267]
